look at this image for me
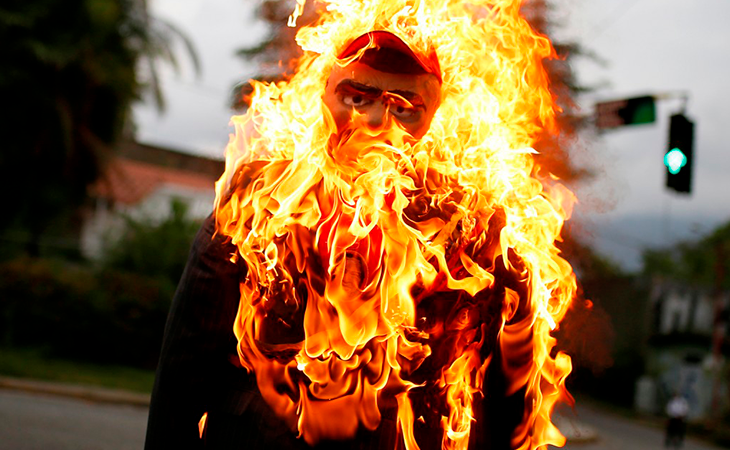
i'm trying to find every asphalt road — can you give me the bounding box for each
[553,401,724,450]
[0,390,147,450]
[0,389,726,450]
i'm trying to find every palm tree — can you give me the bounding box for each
[0,0,198,256]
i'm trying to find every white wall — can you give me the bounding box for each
[80,183,215,260]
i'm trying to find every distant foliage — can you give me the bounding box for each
[642,220,730,289]
[0,257,173,368]
[554,229,651,407]
[103,199,202,286]
[0,0,198,255]
[0,200,203,368]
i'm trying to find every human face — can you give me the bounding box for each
[323,62,441,141]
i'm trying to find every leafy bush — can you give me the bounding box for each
[0,257,173,369]
[103,199,202,285]
[642,220,730,288]
[0,200,203,369]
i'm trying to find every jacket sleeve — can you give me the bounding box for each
[144,213,248,450]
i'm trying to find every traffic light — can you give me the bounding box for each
[664,113,694,194]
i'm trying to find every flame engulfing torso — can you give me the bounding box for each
[214,1,576,449]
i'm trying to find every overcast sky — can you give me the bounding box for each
[133,0,730,271]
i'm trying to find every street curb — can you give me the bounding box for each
[0,376,150,407]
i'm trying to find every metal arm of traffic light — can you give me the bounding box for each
[595,91,690,130]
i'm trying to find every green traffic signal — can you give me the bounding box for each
[665,114,694,194]
[664,148,687,175]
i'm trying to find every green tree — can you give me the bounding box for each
[0,0,198,256]
[103,199,201,287]
[642,220,730,289]
[557,229,650,407]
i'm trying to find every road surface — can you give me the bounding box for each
[0,389,725,449]
[553,401,723,450]
[0,390,146,450]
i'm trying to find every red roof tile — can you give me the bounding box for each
[92,158,218,205]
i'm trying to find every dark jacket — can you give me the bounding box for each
[144,161,525,449]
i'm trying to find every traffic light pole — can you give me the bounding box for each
[662,193,672,244]
[710,241,727,425]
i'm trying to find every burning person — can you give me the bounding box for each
[145,2,577,450]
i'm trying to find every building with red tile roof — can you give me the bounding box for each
[81,141,224,259]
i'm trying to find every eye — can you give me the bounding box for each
[342,95,372,107]
[390,104,416,119]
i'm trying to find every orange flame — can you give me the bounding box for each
[198,412,208,439]
[214,1,576,448]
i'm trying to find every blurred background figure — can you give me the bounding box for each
[666,391,690,449]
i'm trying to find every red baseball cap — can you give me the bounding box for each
[338,31,442,83]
